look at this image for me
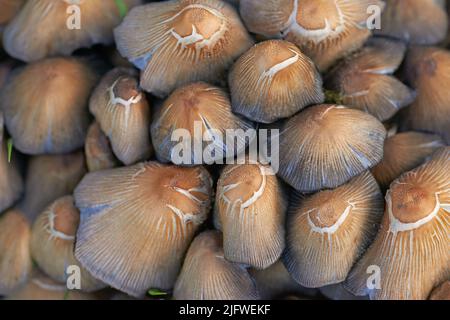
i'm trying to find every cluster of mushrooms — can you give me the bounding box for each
[0,0,449,301]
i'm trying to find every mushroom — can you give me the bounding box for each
[429,281,450,300]
[278,104,386,192]
[151,82,254,165]
[0,57,98,154]
[19,151,87,221]
[229,40,325,123]
[375,0,448,45]
[250,260,319,299]
[89,67,153,165]
[74,162,213,297]
[0,209,32,296]
[283,171,384,288]
[6,271,99,300]
[319,283,368,300]
[173,230,259,300]
[2,0,143,62]
[0,114,23,212]
[85,122,119,172]
[114,0,254,97]
[371,131,445,190]
[325,37,416,121]
[344,147,450,300]
[0,0,24,26]
[30,196,105,292]
[400,46,450,144]
[214,161,287,269]
[240,0,385,71]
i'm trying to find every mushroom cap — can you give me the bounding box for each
[214,162,287,269]
[371,132,445,189]
[240,0,385,71]
[400,46,450,144]
[283,171,384,288]
[250,260,318,299]
[344,147,450,300]
[151,82,254,165]
[114,0,254,97]
[0,209,32,295]
[0,57,98,154]
[173,230,260,300]
[19,151,87,222]
[0,0,24,25]
[319,283,368,300]
[6,271,99,300]
[429,281,450,300]
[74,162,213,297]
[375,0,448,45]
[278,104,386,192]
[89,67,153,165]
[2,0,143,62]
[229,40,324,123]
[0,116,24,213]
[30,196,105,292]
[85,122,118,172]
[326,37,415,121]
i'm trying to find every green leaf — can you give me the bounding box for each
[7,138,13,163]
[114,0,128,18]
[148,289,168,296]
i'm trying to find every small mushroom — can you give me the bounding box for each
[400,46,450,144]
[85,122,119,172]
[278,104,386,192]
[250,260,319,299]
[240,0,385,71]
[325,37,415,121]
[229,40,324,123]
[0,209,32,296]
[6,271,99,300]
[173,230,259,300]
[19,151,87,221]
[74,162,213,297]
[215,161,287,269]
[0,57,98,154]
[2,0,143,62]
[114,0,254,97]
[0,114,23,212]
[89,67,153,165]
[151,82,254,165]
[30,196,105,292]
[375,0,448,45]
[429,281,450,300]
[283,171,384,288]
[371,131,445,190]
[344,147,450,300]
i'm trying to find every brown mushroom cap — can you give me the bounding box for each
[173,230,260,300]
[283,171,384,288]
[151,82,254,165]
[85,122,119,172]
[0,209,32,295]
[0,57,98,154]
[74,162,213,297]
[114,0,254,97]
[89,68,153,165]
[375,0,448,45]
[371,132,445,189]
[240,0,385,71]
[429,281,450,300]
[345,147,450,300]
[215,162,287,269]
[400,46,450,144]
[19,151,87,221]
[30,196,105,292]
[278,104,386,192]
[229,40,324,123]
[326,37,415,121]
[2,0,142,62]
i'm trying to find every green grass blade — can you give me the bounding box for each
[115,0,128,18]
